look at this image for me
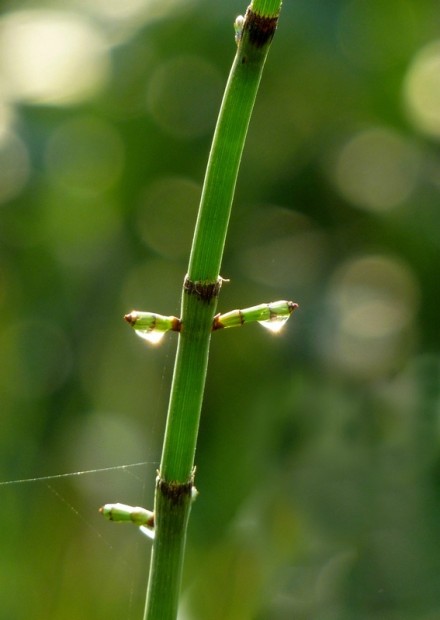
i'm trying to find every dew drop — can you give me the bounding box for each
[258,315,290,334]
[135,330,166,345]
[139,525,155,540]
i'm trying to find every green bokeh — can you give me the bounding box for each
[1,1,440,618]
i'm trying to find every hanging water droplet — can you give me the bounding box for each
[135,329,166,345]
[258,314,290,334]
[139,525,155,540]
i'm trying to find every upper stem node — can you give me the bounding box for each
[157,470,195,506]
[183,275,223,303]
[244,6,279,48]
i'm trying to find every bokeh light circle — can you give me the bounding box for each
[404,40,440,139]
[0,10,109,105]
[321,255,419,378]
[332,127,420,212]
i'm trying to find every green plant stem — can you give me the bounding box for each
[143,3,282,619]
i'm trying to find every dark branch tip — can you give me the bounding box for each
[124,312,137,326]
[288,302,299,314]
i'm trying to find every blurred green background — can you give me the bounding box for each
[1,0,440,618]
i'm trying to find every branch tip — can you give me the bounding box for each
[124,312,137,325]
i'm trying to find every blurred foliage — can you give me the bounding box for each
[1,0,440,619]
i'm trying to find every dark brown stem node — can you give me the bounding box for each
[157,470,195,507]
[245,8,278,48]
[184,275,223,303]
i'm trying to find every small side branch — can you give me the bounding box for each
[213,300,298,331]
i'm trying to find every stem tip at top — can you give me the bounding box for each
[250,0,283,19]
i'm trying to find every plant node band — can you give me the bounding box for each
[245,7,278,48]
[183,275,223,303]
[157,470,195,507]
